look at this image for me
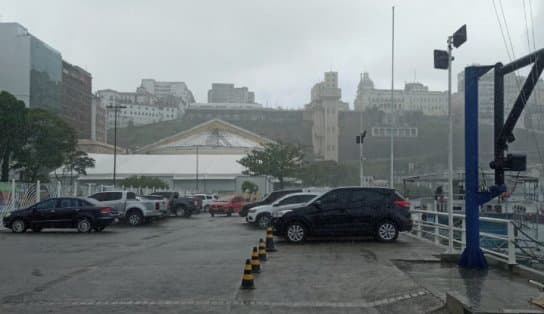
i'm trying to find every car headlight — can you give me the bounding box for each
[4,212,11,218]
[274,209,292,218]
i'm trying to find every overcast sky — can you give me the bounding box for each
[2,0,542,108]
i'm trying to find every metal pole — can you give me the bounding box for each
[447,37,454,253]
[390,6,395,189]
[113,106,118,188]
[196,145,199,192]
[359,110,364,186]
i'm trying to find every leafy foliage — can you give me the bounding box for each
[15,109,77,182]
[238,143,303,189]
[120,176,169,189]
[0,91,27,181]
[241,180,259,193]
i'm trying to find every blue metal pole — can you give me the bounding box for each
[459,66,496,269]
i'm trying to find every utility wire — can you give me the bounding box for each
[492,0,513,61]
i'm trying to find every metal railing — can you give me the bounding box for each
[410,209,517,265]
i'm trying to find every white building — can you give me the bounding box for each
[208,83,256,104]
[354,72,447,116]
[188,102,263,110]
[96,89,179,129]
[305,71,349,161]
[140,79,195,113]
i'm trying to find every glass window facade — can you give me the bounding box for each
[29,36,62,113]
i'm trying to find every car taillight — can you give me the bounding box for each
[394,199,410,208]
[155,202,160,210]
[100,207,112,214]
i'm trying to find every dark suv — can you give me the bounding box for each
[239,189,302,217]
[272,187,412,243]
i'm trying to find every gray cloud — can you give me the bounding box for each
[2,0,541,107]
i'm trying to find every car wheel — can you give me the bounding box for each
[31,227,42,233]
[182,207,192,218]
[11,219,27,233]
[227,210,232,217]
[286,222,306,243]
[256,214,272,229]
[127,210,143,226]
[77,218,92,233]
[204,205,210,212]
[175,207,184,217]
[376,220,399,242]
[210,212,215,217]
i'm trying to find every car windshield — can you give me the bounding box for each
[2,2,539,312]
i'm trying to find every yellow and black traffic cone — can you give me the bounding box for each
[266,227,277,252]
[258,238,267,261]
[251,246,261,273]
[240,259,255,289]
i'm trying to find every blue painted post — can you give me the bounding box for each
[459,66,494,269]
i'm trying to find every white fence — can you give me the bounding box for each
[0,180,195,218]
[410,209,517,265]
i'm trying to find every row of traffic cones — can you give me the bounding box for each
[241,227,276,289]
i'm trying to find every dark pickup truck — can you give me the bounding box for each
[150,192,196,217]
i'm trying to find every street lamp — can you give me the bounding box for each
[106,103,127,187]
[434,24,467,253]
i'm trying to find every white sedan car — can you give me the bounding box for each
[246,192,319,229]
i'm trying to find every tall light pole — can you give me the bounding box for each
[434,24,467,253]
[106,103,127,187]
[390,5,395,189]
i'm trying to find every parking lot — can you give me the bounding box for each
[1,214,541,314]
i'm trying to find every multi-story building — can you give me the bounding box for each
[140,79,195,113]
[91,95,106,143]
[354,72,447,116]
[0,22,62,112]
[208,83,256,104]
[457,69,544,128]
[305,72,349,161]
[61,60,92,139]
[96,89,179,129]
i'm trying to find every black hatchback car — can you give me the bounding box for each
[272,187,412,243]
[2,197,116,233]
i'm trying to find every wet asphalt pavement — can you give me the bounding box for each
[0,214,541,313]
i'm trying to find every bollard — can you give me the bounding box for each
[265,227,277,252]
[258,238,267,261]
[240,259,255,289]
[251,247,261,273]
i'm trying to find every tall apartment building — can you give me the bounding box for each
[354,72,447,116]
[61,61,92,139]
[140,79,195,113]
[0,23,62,112]
[305,72,349,161]
[96,89,179,129]
[91,95,106,142]
[457,69,544,128]
[208,83,255,104]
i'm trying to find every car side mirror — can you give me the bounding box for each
[313,200,322,209]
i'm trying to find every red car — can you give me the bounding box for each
[209,195,245,217]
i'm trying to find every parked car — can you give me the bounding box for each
[2,197,116,233]
[89,191,162,226]
[149,192,196,217]
[272,187,412,243]
[209,195,246,217]
[246,192,319,229]
[192,194,218,212]
[239,189,302,217]
[140,195,169,217]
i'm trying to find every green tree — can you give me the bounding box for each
[15,109,77,182]
[238,142,303,189]
[0,91,27,181]
[59,150,95,186]
[241,180,259,194]
[120,176,169,189]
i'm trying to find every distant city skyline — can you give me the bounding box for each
[2,0,542,108]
